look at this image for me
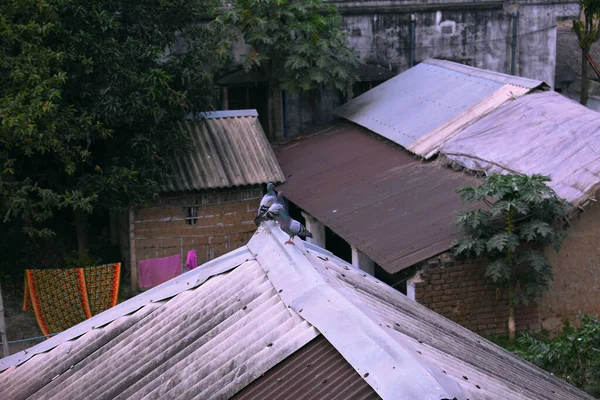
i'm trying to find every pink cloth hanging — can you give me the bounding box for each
[185,250,198,271]
[138,254,181,289]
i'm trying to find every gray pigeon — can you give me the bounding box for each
[254,182,277,226]
[265,203,313,245]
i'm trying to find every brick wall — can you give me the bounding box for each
[412,253,541,337]
[132,187,262,281]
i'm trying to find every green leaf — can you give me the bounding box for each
[486,232,520,253]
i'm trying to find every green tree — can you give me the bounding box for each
[215,0,360,139]
[453,174,567,343]
[0,0,223,263]
[573,0,600,105]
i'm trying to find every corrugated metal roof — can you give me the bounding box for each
[306,243,590,400]
[165,114,285,192]
[275,121,480,274]
[231,335,380,400]
[0,224,592,399]
[333,59,545,156]
[0,258,319,400]
[440,91,600,207]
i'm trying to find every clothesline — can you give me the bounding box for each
[0,332,60,345]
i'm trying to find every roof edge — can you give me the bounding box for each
[186,109,259,120]
[0,247,255,372]
[422,59,546,89]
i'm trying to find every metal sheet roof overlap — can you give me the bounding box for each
[334,59,545,156]
[440,91,600,207]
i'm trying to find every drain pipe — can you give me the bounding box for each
[511,10,519,75]
[409,14,416,68]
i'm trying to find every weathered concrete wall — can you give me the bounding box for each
[341,2,578,87]
[221,1,579,137]
[131,187,261,276]
[555,20,600,92]
[260,1,579,137]
[539,202,600,332]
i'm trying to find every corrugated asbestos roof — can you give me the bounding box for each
[440,91,600,207]
[165,112,285,192]
[0,224,591,399]
[275,121,480,274]
[333,59,545,157]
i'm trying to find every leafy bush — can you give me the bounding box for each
[517,314,600,396]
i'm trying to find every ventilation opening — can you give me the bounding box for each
[185,206,198,225]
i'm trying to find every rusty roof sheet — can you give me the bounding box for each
[440,91,600,207]
[165,111,285,192]
[333,59,545,156]
[231,335,380,400]
[275,121,480,273]
[1,225,591,400]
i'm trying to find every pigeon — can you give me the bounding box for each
[265,203,313,245]
[254,182,277,226]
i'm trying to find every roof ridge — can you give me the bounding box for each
[247,224,463,399]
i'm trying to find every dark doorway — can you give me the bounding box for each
[227,85,270,136]
[325,227,351,264]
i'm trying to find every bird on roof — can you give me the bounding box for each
[254,182,278,226]
[265,202,313,245]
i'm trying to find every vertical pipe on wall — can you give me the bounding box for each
[409,14,416,68]
[511,10,519,75]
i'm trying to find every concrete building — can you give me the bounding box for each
[221,0,580,139]
[125,110,285,292]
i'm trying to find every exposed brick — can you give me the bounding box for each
[417,256,541,338]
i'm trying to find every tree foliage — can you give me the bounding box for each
[517,314,600,396]
[453,174,567,306]
[0,0,223,246]
[214,0,361,93]
[573,0,600,105]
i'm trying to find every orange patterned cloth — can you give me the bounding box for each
[23,263,121,336]
[84,263,121,316]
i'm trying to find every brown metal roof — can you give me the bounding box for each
[165,111,285,192]
[232,335,380,400]
[275,121,480,273]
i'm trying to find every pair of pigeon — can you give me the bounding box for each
[254,182,313,245]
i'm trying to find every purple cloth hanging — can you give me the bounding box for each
[186,250,198,271]
[138,254,181,289]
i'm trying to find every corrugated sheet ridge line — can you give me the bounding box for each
[248,226,451,399]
